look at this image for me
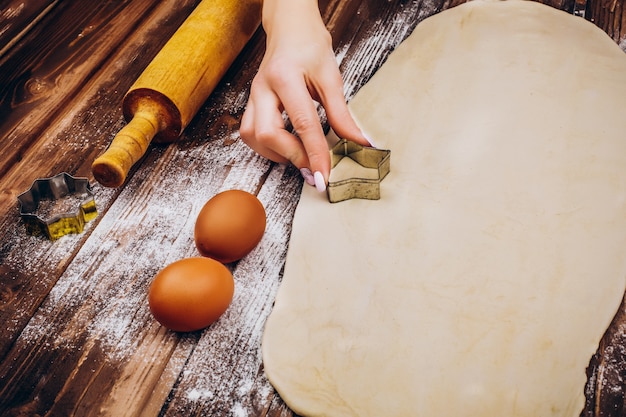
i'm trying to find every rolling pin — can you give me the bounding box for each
[92,0,262,187]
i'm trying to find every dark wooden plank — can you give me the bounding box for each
[582,296,626,417]
[587,0,626,45]
[0,0,59,58]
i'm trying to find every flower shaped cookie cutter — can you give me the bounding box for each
[327,139,391,203]
[17,172,98,240]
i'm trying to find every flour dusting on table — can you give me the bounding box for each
[13,126,301,414]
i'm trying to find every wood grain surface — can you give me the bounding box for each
[0,0,625,416]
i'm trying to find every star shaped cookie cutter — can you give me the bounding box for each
[327,139,391,203]
[17,172,98,240]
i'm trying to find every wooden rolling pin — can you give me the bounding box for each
[92,0,262,187]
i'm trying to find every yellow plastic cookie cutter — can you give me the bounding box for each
[17,172,98,240]
[327,139,391,203]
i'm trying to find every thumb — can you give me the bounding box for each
[323,92,371,148]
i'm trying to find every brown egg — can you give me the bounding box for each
[194,190,266,263]
[148,257,234,332]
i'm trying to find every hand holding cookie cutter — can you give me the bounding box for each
[327,139,391,203]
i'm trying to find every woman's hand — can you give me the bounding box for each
[240,0,370,191]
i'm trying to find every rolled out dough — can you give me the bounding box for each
[262,1,626,416]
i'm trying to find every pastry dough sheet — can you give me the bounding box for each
[263,1,626,416]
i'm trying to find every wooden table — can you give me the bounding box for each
[1,0,625,415]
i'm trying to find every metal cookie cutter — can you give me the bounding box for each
[327,139,391,203]
[17,172,98,240]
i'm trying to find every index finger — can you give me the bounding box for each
[276,75,331,190]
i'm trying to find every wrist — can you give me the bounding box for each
[262,0,327,40]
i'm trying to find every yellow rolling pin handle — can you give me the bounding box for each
[92,108,159,187]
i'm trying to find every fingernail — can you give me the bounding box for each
[363,132,377,148]
[300,168,315,186]
[314,171,326,192]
